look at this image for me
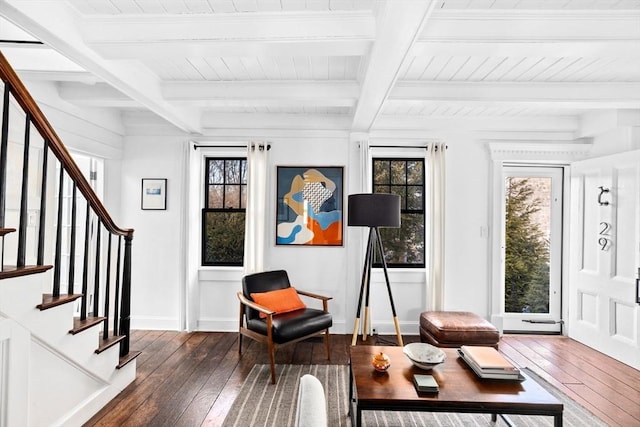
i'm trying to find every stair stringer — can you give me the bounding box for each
[30,334,136,427]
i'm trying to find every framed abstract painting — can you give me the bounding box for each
[276,166,343,246]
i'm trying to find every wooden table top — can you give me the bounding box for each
[350,345,563,414]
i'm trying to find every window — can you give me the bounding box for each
[202,157,247,266]
[372,158,425,267]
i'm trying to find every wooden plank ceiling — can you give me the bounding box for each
[0,0,639,139]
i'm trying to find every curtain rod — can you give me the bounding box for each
[193,143,271,150]
[370,144,448,150]
[0,40,44,45]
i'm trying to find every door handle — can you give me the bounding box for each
[636,268,640,305]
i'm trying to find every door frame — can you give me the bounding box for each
[487,142,591,335]
[500,165,564,333]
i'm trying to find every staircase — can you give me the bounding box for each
[0,51,139,426]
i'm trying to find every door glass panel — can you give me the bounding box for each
[504,176,552,314]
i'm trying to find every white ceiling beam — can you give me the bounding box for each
[390,82,640,109]
[1,0,202,134]
[91,40,370,60]
[422,10,640,42]
[371,130,579,142]
[82,11,374,41]
[351,0,438,132]
[374,114,578,133]
[201,112,352,130]
[411,40,640,58]
[14,70,100,84]
[415,10,640,57]
[84,11,374,59]
[162,81,358,108]
[57,82,140,107]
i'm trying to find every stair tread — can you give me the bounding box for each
[96,334,126,354]
[0,227,16,237]
[118,350,142,369]
[70,316,106,334]
[37,293,83,310]
[0,264,53,280]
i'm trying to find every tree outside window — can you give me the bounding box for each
[372,158,425,267]
[202,158,247,266]
[504,177,550,313]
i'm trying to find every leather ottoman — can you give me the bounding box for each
[419,311,499,349]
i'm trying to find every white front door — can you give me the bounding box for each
[569,150,640,369]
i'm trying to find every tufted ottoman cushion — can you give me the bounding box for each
[419,311,499,349]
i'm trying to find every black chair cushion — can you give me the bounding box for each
[246,308,333,344]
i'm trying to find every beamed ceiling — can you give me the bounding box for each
[1,0,639,141]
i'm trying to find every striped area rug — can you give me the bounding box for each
[222,364,606,427]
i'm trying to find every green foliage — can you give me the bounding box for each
[203,211,245,265]
[379,213,424,265]
[504,178,550,313]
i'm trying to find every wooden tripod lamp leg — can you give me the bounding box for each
[352,228,374,345]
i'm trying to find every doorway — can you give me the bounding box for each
[501,166,564,333]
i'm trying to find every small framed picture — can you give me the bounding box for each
[141,178,167,210]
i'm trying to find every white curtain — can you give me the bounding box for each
[427,143,447,311]
[243,142,269,275]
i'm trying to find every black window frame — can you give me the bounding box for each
[201,157,247,267]
[372,157,426,268]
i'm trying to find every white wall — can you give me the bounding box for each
[443,136,493,313]
[195,138,356,334]
[117,132,503,336]
[120,136,189,330]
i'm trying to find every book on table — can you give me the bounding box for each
[413,374,439,393]
[458,345,522,380]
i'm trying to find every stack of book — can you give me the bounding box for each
[458,345,522,380]
[413,374,439,393]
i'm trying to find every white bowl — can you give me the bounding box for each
[403,342,446,370]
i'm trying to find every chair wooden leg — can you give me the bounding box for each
[324,329,331,360]
[268,341,276,384]
[238,303,244,355]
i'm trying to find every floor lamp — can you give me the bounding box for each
[348,193,403,346]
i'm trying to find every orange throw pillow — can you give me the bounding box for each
[251,287,306,318]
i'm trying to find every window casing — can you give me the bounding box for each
[372,158,425,268]
[202,157,247,266]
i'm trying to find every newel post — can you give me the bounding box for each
[119,233,133,356]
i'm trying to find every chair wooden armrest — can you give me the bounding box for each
[237,292,275,317]
[296,290,331,312]
[296,290,332,301]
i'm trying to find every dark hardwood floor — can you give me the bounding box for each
[84,332,640,426]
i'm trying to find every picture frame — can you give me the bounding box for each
[141,178,167,210]
[276,166,343,246]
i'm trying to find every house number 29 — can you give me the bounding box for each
[599,222,611,251]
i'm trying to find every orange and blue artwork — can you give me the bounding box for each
[276,166,343,246]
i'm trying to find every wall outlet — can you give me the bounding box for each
[372,327,377,335]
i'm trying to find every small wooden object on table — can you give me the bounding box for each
[349,345,563,427]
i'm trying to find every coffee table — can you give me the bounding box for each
[349,345,563,427]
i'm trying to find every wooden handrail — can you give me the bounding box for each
[1,50,136,364]
[0,51,132,238]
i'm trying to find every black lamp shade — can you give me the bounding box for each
[348,193,401,227]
